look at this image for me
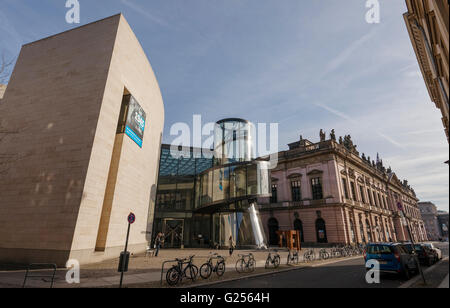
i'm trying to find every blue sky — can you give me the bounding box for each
[0,0,448,211]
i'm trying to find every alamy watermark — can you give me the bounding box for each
[365,0,380,24]
[66,0,80,24]
[365,259,380,284]
[65,259,80,284]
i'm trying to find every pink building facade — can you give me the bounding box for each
[258,133,428,246]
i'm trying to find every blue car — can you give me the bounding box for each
[364,243,418,279]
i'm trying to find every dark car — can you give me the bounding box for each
[414,244,437,266]
[364,243,418,279]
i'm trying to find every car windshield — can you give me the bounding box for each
[367,245,394,254]
[403,245,413,253]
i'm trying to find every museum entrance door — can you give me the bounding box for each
[163,219,184,248]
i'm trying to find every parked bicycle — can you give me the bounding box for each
[330,246,341,258]
[166,255,198,286]
[319,248,330,260]
[200,253,226,279]
[303,249,315,262]
[265,250,281,269]
[287,249,299,265]
[235,253,256,273]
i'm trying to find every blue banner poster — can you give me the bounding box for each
[125,96,146,147]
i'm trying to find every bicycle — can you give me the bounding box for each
[303,249,315,262]
[166,255,198,286]
[200,253,226,279]
[235,253,256,273]
[265,250,281,269]
[319,248,330,260]
[287,249,299,265]
[330,246,341,258]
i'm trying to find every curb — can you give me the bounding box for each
[398,256,449,289]
[186,255,363,288]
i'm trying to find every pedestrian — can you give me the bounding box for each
[228,236,235,256]
[155,232,164,257]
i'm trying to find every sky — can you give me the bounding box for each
[0,0,448,211]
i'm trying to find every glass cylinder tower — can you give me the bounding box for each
[194,118,269,249]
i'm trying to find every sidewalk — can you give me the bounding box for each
[0,248,361,288]
[399,257,449,289]
[438,274,448,288]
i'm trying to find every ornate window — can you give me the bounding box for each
[270,184,278,203]
[291,181,302,202]
[342,178,349,199]
[359,185,366,203]
[315,218,327,243]
[311,177,323,200]
[350,181,357,201]
[349,219,356,243]
[367,188,373,205]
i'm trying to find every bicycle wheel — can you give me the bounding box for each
[216,261,226,277]
[184,264,198,281]
[200,263,212,279]
[265,258,270,269]
[274,256,280,268]
[235,259,245,273]
[166,266,181,286]
[303,252,310,261]
[248,258,256,272]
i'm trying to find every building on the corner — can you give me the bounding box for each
[0,14,165,266]
[404,0,449,142]
[0,84,6,99]
[418,202,442,241]
[152,119,270,249]
[257,132,428,246]
[437,210,449,240]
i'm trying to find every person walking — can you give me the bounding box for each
[155,232,164,257]
[228,236,235,256]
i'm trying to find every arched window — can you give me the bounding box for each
[268,218,279,246]
[359,219,366,243]
[366,219,373,242]
[293,219,304,242]
[349,219,356,243]
[315,218,327,243]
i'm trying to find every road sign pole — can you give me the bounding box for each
[119,222,131,288]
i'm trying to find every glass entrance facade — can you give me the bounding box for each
[152,119,269,249]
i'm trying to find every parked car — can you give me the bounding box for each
[414,244,437,266]
[401,242,415,254]
[364,243,418,279]
[423,243,442,260]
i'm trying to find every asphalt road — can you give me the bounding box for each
[205,242,449,288]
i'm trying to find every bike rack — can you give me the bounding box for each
[160,259,181,286]
[22,263,57,288]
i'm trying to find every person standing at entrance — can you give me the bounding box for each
[155,232,164,257]
[228,236,235,256]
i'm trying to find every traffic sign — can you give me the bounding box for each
[127,212,136,224]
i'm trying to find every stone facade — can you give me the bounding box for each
[404,0,449,142]
[0,14,164,266]
[258,132,428,246]
[0,84,6,99]
[418,202,441,241]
